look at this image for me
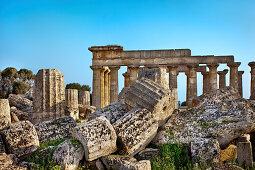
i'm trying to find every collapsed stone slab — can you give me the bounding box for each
[0,99,11,130]
[113,108,158,156]
[0,121,39,158]
[89,102,128,124]
[8,94,33,113]
[124,79,177,126]
[78,104,96,119]
[10,107,29,121]
[35,116,76,143]
[101,155,151,170]
[53,139,84,170]
[72,116,117,161]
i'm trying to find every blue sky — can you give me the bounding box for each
[1,0,255,102]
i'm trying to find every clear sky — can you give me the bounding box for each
[1,0,255,102]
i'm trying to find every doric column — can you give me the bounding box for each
[201,71,209,94]
[79,91,90,106]
[249,62,255,99]
[217,69,228,89]
[104,68,110,106]
[122,72,130,88]
[100,67,107,108]
[207,64,219,92]
[167,65,178,89]
[238,71,244,98]
[186,65,198,107]
[128,65,140,85]
[90,66,102,109]
[227,62,241,90]
[109,66,120,104]
[65,89,79,120]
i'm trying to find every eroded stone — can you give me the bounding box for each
[0,99,11,130]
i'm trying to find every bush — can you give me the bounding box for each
[12,81,29,94]
[66,83,91,92]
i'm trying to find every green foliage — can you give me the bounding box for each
[66,83,91,92]
[40,138,67,150]
[18,68,34,80]
[1,67,19,81]
[150,143,192,170]
[12,81,29,94]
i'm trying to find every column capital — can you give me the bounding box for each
[108,66,121,71]
[238,71,244,75]
[227,62,241,68]
[90,65,104,70]
[248,62,255,68]
[167,64,179,70]
[207,64,219,68]
[122,72,130,78]
[187,64,199,69]
[218,69,228,76]
[201,71,209,76]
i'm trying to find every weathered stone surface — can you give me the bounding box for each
[237,136,253,167]
[33,69,65,123]
[72,116,117,161]
[18,161,35,169]
[206,163,244,170]
[35,116,76,142]
[79,91,90,106]
[113,108,158,156]
[96,159,105,170]
[152,87,255,149]
[8,94,32,113]
[135,148,160,161]
[53,139,84,170]
[0,153,13,168]
[0,135,6,153]
[101,155,151,170]
[124,79,177,126]
[191,138,221,164]
[0,99,11,130]
[10,112,19,123]
[65,89,79,120]
[220,144,237,162]
[78,104,96,120]
[118,87,129,103]
[138,68,168,89]
[89,102,128,124]
[10,107,29,121]
[0,121,39,158]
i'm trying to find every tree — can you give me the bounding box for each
[12,81,29,94]
[1,67,19,83]
[18,69,34,81]
[66,83,91,92]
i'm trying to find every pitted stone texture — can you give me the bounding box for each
[0,135,6,153]
[33,69,65,123]
[89,102,128,124]
[206,163,244,170]
[220,144,237,162]
[135,148,160,161]
[191,138,221,164]
[118,87,129,103]
[113,108,158,156]
[8,94,32,113]
[65,89,79,120]
[72,116,117,161]
[124,79,177,126]
[10,112,19,123]
[35,116,76,142]
[152,87,255,149]
[0,121,39,158]
[0,153,13,168]
[138,68,168,89]
[10,107,29,121]
[53,139,84,170]
[79,91,90,106]
[237,138,253,167]
[0,99,11,130]
[79,104,96,119]
[101,155,151,170]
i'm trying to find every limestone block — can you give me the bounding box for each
[101,155,151,170]
[10,112,19,123]
[72,116,117,161]
[124,79,177,126]
[96,159,105,170]
[237,137,253,168]
[191,138,221,164]
[89,102,128,124]
[0,153,13,168]
[8,94,32,113]
[79,104,96,119]
[79,91,90,106]
[65,89,79,120]
[0,99,11,130]
[35,116,76,143]
[220,144,237,162]
[10,107,29,121]
[53,139,84,170]
[138,67,168,89]
[118,87,129,103]
[135,148,160,161]
[0,121,39,158]
[113,108,158,156]
[0,135,6,153]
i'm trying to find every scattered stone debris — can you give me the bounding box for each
[0,121,39,158]
[72,116,117,161]
[35,116,77,143]
[0,153,26,170]
[10,107,29,122]
[0,99,11,130]
[8,94,33,113]
[220,144,237,162]
[135,148,160,161]
[79,104,96,119]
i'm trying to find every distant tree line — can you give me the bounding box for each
[0,67,34,98]
[65,83,91,92]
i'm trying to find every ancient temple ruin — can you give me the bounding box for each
[89,45,255,109]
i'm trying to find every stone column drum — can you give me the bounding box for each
[228,62,241,90]
[238,71,244,98]
[65,89,79,120]
[207,64,219,92]
[249,62,255,100]
[123,72,130,88]
[91,66,101,109]
[104,68,110,106]
[218,69,228,89]
[128,65,140,86]
[79,91,90,106]
[168,65,178,89]
[201,71,209,94]
[109,66,120,104]
[0,99,11,130]
[33,69,65,123]
[187,65,198,107]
